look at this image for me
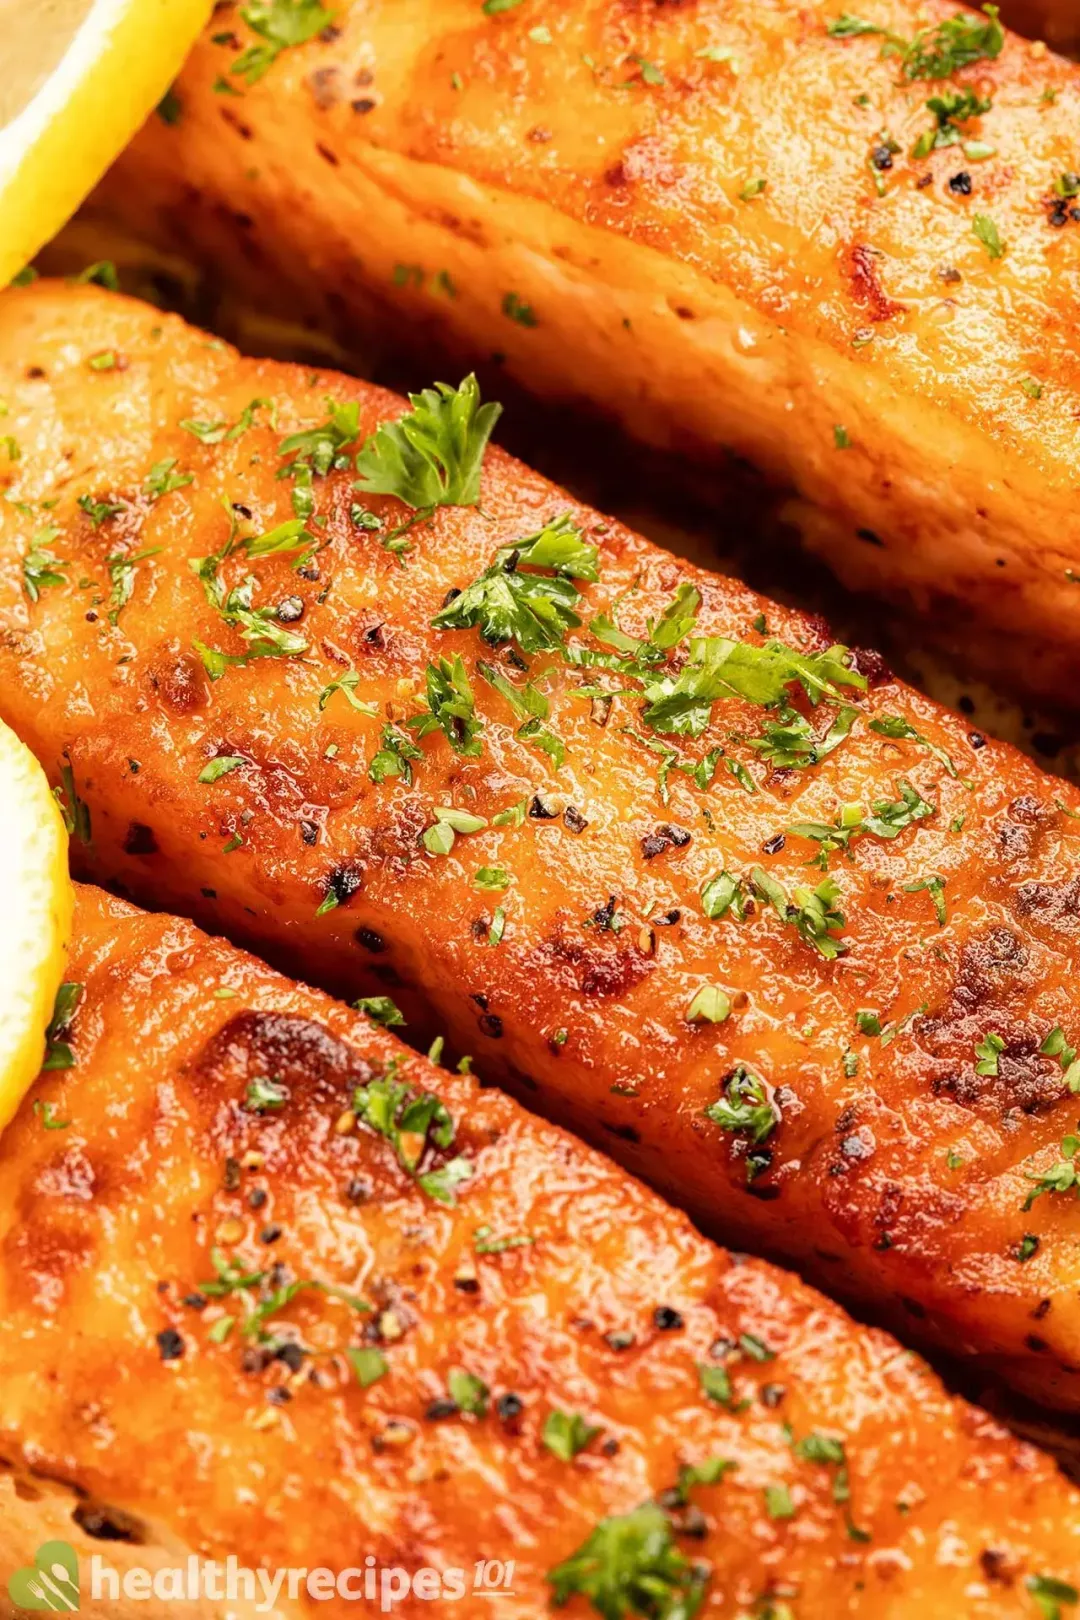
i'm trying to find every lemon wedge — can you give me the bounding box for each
[0,721,73,1133]
[0,0,212,289]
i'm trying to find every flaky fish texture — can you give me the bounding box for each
[9,885,1080,1617]
[9,284,1080,1413]
[87,0,1080,702]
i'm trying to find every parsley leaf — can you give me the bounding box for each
[973,212,1005,260]
[868,713,960,778]
[901,4,1003,80]
[543,1409,602,1462]
[752,868,848,959]
[369,724,424,785]
[21,527,67,601]
[432,513,597,654]
[229,0,335,86]
[546,1503,707,1619]
[353,1070,472,1205]
[642,638,865,739]
[42,982,83,1071]
[1024,1136,1080,1211]
[354,374,501,512]
[705,1064,778,1144]
[407,655,483,757]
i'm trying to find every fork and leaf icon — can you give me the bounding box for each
[7,1542,80,1611]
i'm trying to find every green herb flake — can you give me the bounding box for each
[543,1409,601,1462]
[42,982,83,1071]
[973,212,1005,260]
[354,995,405,1028]
[546,1503,707,1618]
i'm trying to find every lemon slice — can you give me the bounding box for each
[0,721,73,1133]
[0,0,212,289]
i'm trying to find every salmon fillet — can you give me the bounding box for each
[9,283,1080,1413]
[86,0,1080,705]
[10,883,1080,1617]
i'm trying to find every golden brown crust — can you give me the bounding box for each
[3,884,1080,1615]
[85,0,1080,703]
[8,283,1080,1414]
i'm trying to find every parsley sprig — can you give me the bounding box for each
[354,374,502,514]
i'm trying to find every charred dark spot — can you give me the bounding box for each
[156,1328,184,1362]
[641,823,692,859]
[472,992,488,1011]
[194,1010,375,1106]
[315,141,340,167]
[603,1121,641,1143]
[355,927,387,953]
[856,528,885,548]
[300,820,319,846]
[324,864,363,907]
[563,805,588,834]
[948,171,972,195]
[1031,1298,1052,1320]
[848,645,893,686]
[762,834,785,856]
[979,1550,1014,1586]
[123,822,158,857]
[73,1503,146,1544]
[1025,1334,1050,1353]
[352,96,377,114]
[654,910,681,926]
[478,1014,504,1039]
[277,596,304,623]
[528,794,558,820]
[653,1306,683,1331]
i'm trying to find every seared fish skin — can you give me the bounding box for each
[10,885,1080,1618]
[90,0,1080,703]
[11,284,1080,1412]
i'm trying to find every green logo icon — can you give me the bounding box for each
[7,1542,80,1611]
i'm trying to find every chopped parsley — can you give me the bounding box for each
[407,655,483,757]
[974,1031,1005,1076]
[502,291,538,326]
[642,638,865,739]
[973,212,1005,260]
[828,6,1003,80]
[433,513,598,655]
[53,762,91,844]
[1024,1136,1080,1211]
[752,867,848,959]
[904,872,947,926]
[198,754,245,784]
[1028,1575,1079,1620]
[705,1065,778,1145]
[144,457,193,501]
[22,527,67,601]
[746,704,857,769]
[317,669,379,715]
[423,805,487,856]
[106,547,160,624]
[912,87,993,158]
[346,1346,388,1388]
[353,1069,472,1205]
[1041,1026,1080,1092]
[868,713,960,778]
[701,869,749,921]
[227,0,335,87]
[547,1503,707,1618]
[788,779,933,868]
[354,995,405,1028]
[369,725,424,785]
[42,982,83,1071]
[543,1409,601,1462]
[477,660,564,767]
